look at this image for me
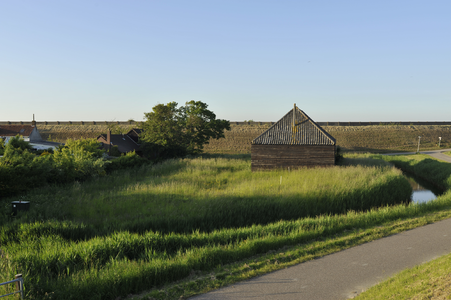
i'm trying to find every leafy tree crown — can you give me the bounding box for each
[140,101,230,158]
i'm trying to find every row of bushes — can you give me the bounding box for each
[0,136,149,197]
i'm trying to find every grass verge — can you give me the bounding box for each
[355,237,451,299]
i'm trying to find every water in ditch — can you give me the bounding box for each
[404,173,443,204]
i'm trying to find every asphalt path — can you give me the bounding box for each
[191,218,451,299]
[189,149,451,300]
[383,148,451,163]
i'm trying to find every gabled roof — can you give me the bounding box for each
[97,134,140,153]
[125,128,142,144]
[0,125,35,137]
[128,128,142,135]
[252,105,336,145]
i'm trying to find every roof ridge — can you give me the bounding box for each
[296,107,336,144]
[251,105,335,145]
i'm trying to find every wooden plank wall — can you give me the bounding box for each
[251,144,335,171]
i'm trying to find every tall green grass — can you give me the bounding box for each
[0,155,414,299]
[379,154,451,190]
[1,156,410,237]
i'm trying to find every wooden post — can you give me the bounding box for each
[15,274,23,299]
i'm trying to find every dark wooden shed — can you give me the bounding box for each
[251,104,336,171]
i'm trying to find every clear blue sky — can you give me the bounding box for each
[1,1,450,122]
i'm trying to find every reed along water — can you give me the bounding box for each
[404,173,443,204]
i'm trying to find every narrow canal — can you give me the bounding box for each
[404,173,443,204]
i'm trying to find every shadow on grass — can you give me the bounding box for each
[382,156,451,191]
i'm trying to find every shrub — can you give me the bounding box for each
[0,137,108,197]
[49,146,107,183]
[62,138,105,158]
[0,139,53,196]
[108,145,121,157]
[105,151,149,173]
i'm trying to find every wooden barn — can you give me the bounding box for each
[251,104,336,171]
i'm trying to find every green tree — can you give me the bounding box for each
[182,101,231,154]
[140,101,230,158]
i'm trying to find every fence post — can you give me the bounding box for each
[15,274,23,299]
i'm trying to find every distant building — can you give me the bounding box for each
[0,124,42,143]
[97,129,141,154]
[0,121,60,150]
[251,104,336,171]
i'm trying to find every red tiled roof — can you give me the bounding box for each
[0,125,35,137]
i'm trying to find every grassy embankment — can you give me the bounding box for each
[37,123,451,153]
[203,124,451,153]
[324,125,451,153]
[0,154,414,300]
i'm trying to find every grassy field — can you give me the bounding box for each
[0,154,416,300]
[0,153,451,299]
[3,124,451,299]
[36,124,451,153]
